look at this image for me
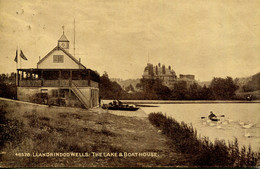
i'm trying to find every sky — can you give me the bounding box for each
[0,0,259,81]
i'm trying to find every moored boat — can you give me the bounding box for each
[102,100,139,111]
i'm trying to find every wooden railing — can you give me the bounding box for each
[19,80,41,87]
[18,79,97,87]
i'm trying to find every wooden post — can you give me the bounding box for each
[16,70,19,86]
[69,70,72,87]
[59,70,61,87]
[41,70,43,86]
[87,69,90,86]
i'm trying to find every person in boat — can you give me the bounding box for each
[117,100,123,106]
[208,111,217,120]
[113,100,118,107]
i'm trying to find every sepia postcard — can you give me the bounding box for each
[0,0,259,168]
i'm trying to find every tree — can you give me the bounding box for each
[136,83,142,90]
[209,77,238,100]
[0,73,17,99]
[125,84,135,92]
[198,85,213,100]
[139,78,171,100]
[188,83,200,100]
[171,81,188,100]
[99,72,124,99]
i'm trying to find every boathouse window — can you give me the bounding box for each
[53,55,64,63]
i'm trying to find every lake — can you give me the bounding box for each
[140,103,260,151]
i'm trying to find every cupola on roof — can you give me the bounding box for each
[58,33,69,42]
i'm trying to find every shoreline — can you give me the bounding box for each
[104,99,260,105]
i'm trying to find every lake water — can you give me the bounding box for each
[140,103,260,151]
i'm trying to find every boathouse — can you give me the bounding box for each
[16,32,100,108]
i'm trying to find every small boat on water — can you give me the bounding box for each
[102,100,139,111]
[209,117,220,121]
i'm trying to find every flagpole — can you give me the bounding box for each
[16,47,18,70]
[74,18,76,58]
[16,47,18,86]
[20,49,21,68]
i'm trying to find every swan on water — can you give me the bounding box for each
[210,123,215,127]
[244,129,251,138]
[239,121,245,126]
[228,119,234,123]
[242,123,254,129]
[222,121,229,125]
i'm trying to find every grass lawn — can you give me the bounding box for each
[0,99,188,167]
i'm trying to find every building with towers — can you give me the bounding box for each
[142,63,195,89]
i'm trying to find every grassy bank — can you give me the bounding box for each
[149,112,260,167]
[0,98,188,167]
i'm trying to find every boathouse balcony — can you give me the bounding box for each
[17,69,99,88]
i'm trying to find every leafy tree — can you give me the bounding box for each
[209,77,238,100]
[99,72,124,99]
[197,85,213,100]
[171,81,188,100]
[139,78,171,100]
[0,73,17,99]
[135,83,142,90]
[188,83,200,100]
[125,84,135,92]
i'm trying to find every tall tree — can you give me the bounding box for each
[209,77,238,100]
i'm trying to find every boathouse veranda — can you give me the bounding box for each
[16,68,100,108]
[17,69,99,87]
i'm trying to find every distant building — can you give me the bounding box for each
[16,32,99,108]
[178,74,196,87]
[142,63,177,88]
[142,63,195,89]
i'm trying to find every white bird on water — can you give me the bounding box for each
[222,121,229,125]
[244,129,251,138]
[228,118,234,123]
[216,125,222,129]
[242,123,254,129]
[239,121,245,126]
[217,121,222,124]
[210,123,215,127]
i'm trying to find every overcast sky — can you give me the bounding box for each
[0,0,259,81]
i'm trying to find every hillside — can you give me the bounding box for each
[110,78,141,91]
[239,72,260,92]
